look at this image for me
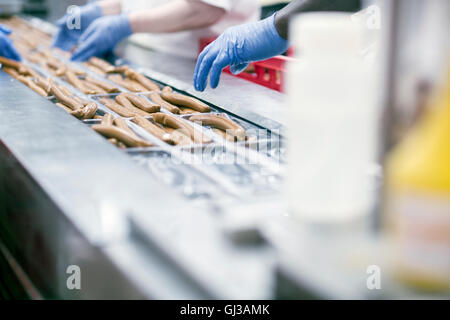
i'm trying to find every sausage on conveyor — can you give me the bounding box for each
[14,42,31,56]
[107,65,128,74]
[133,115,174,144]
[107,138,119,146]
[117,141,127,149]
[211,128,235,142]
[0,56,28,74]
[58,85,73,97]
[80,102,98,119]
[88,57,115,73]
[99,98,135,118]
[55,103,73,113]
[161,86,211,113]
[115,94,152,117]
[17,75,48,97]
[152,113,210,144]
[168,129,193,146]
[179,108,197,115]
[88,57,116,73]
[124,78,148,92]
[22,65,41,79]
[148,91,181,114]
[122,93,160,113]
[113,117,142,139]
[55,66,67,77]
[45,60,60,70]
[84,62,106,76]
[91,125,153,148]
[58,85,90,106]
[124,69,160,92]
[162,126,193,145]
[55,102,84,117]
[67,66,86,77]
[64,102,97,119]
[82,80,107,94]
[189,114,246,141]
[37,48,55,61]
[107,74,143,92]
[20,36,38,50]
[49,79,84,110]
[65,70,95,94]
[2,66,20,78]
[75,96,90,107]
[107,138,126,149]
[24,52,42,65]
[35,76,51,94]
[52,47,71,59]
[85,75,119,93]
[101,113,115,126]
[69,108,86,119]
[46,59,67,77]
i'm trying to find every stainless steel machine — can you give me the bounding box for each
[0,13,446,300]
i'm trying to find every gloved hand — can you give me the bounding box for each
[71,15,132,61]
[52,3,103,51]
[0,23,21,61]
[193,14,289,91]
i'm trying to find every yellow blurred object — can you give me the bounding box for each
[385,65,450,292]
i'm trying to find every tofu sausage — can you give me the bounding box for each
[161,86,211,113]
[189,114,246,141]
[122,93,160,113]
[133,115,174,144]
[152,113,210,144]
[99,98,135,118]
[124,69,160,91]
[149,91,180,114]
[92,125,153,148]
[85,75,120,93]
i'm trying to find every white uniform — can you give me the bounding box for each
[121,0,260,59]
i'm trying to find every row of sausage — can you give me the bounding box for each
[0,16,248,149]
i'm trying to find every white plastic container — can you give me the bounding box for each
[286,13,380,223]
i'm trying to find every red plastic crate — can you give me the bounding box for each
[199,37,295,92]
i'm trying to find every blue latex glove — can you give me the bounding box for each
[193,14,289,91]
[0,23,11,34]
[71,15,132,61]
[0,23,21,61]
[52,3,102,51]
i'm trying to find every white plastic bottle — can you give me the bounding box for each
[286,13,380,223]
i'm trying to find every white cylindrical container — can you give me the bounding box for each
[286,13,380,223]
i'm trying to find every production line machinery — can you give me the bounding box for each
[0,16,435,300]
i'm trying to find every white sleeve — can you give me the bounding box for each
[121,0,233,12]
[120,0,151,13]
[190,0,233,11]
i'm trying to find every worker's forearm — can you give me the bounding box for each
[274,0,362,39]
[128,0,225,34]
[98,0,122,16]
